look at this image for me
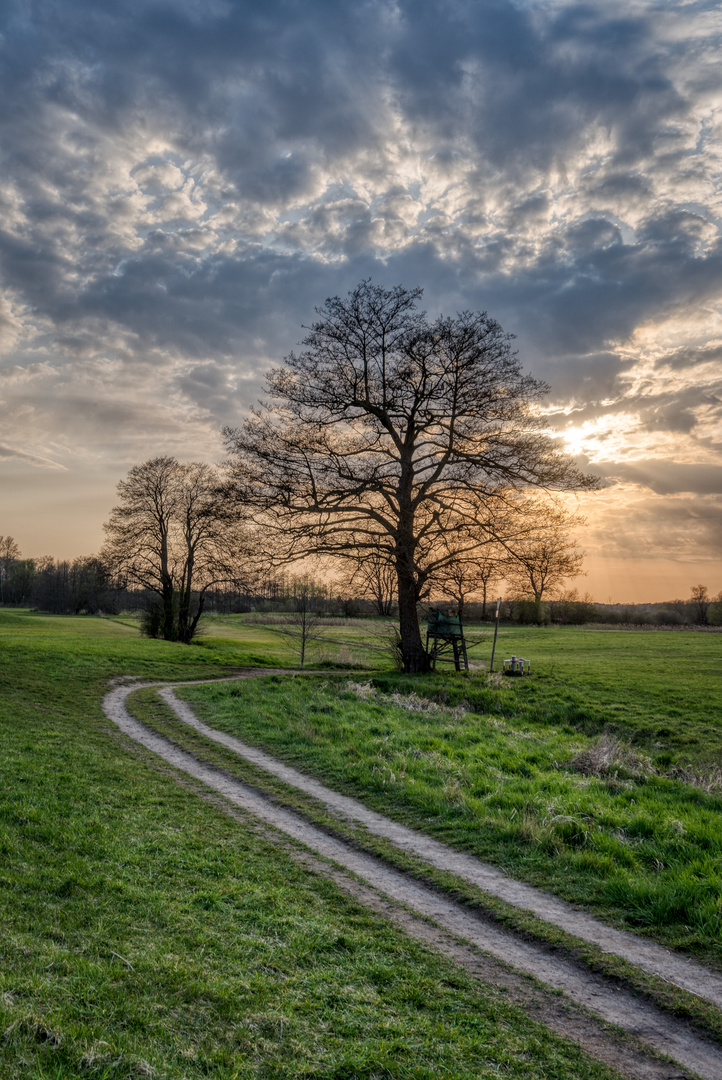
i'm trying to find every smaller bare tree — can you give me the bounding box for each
[264,583,326,667]
[689,584,710,625]
[103,457,250,643]
[503,502,584,623]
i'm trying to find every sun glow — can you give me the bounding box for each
[560,414,639,459]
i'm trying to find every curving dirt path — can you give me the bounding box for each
[159,683,722,1011]
[103,675,722,1080]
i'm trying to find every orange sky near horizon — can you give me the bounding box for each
[3,457,718,607]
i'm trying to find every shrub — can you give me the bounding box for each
[708,600,722,626]
[653,609,685,626]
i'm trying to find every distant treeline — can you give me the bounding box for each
[512,593,722,627]
[0,554,122,614]
[0,546,348,618]
[0,540,719,627]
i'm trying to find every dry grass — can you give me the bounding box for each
[569,734,655,779]
[569,734,722,793]
[669,763,722,793]
[346,681,468,721]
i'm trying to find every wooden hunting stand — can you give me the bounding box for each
[425,609,469,672]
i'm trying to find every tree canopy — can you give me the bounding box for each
[224,281,597,671]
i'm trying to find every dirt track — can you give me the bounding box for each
[103,674,722,1080]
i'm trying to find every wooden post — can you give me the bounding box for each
[458,618,469,671]
[489,598,501,673]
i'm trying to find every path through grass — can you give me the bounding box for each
[0,610,625,1078]
[180,627,722,969]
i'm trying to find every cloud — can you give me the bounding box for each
[0,444,67,470]
[595,460,722,496]
[0,0,720,585]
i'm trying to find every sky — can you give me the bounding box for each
[1,0,721,602]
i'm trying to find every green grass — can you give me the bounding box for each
[179,627,722,970]
[487,625,722,769]
[201,611,397,669]
[0,609,625,1078]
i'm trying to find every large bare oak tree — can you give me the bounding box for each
[224,281,597,672]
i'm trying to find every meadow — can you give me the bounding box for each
[174,618,722,972]
[0,608,630,1079]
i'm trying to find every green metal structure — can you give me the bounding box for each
[425,608,469,672]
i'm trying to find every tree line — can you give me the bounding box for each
[0,534,319,620]
[7,281,716,668]
[3,533,717,631]
[0,539,116,614]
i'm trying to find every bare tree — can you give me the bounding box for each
[502,501,585,622]
[338,538,397,616]
[0,536,21,605]
[224,281,596,672]
[264,583,326,668]
[689,584,710,625]
[103,457,249,643]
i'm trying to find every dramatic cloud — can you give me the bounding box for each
[0,0,720,594]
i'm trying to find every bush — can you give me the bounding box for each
[512,598,548,625]
[653,609,686,626]
[140,600,167,639]
[708,601,722,627]
[386,629,406,671]
[548,591,600,625]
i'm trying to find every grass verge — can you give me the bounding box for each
[127,684,722,1045]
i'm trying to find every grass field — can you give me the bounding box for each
[175,623,722,973]
[0,609,629,1078]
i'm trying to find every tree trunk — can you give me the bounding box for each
[159,526,177,641]
[161,576,176,640]
[396,563,429,673]
[187,592,205,642]
[178,582,193,643]
[395,473,430,673]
